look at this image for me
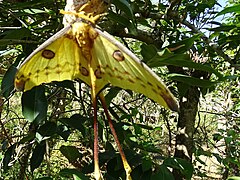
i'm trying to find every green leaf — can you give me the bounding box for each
[228,176,240,180]
[59,168,89,180]
[112,0,134,19]
[1,139,8,151]
[105,87,121,106]
[54,80,76,94]
[7,0,52,9]
[141,44,223,79]
[1,51,24,97]
[57,125,71,141]
[59,114,90,135]
[108,11,137,35]
[209,25,237,32]
[133,123,142,135]
[1,28,31,40]
[19,133,35,144]
[163,157,193,180]
[3,144,16,170]
[167,34,202,54]
[129,136,137,142]
[177,82,190,97]
[30,141,46,172]
[141,44,158,63]
[23,8,47,14]
[143,35,199,60]
[213,133,223,142]
[130,163,152,180]
[38,121,57,137]
[161,60,223,79]
[1,64,17,98]
[0,49,19,56]
[22,86,47,124]
[35,177,53,180]
[151,164,174,180]
[157,58,222,79]
[60,145,82,163]
[169,74,217,87]
[216,4,240,16]
[142,158,152,172]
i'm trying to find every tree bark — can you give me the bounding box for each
[173,86,200,179]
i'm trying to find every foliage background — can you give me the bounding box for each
[0,0,240,179]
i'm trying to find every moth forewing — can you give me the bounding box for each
[94,28,179,111]
[14,26,74,91]
[17,26,71,69]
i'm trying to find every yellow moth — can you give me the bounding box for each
[14,0,178,179]
[15,23,178,110]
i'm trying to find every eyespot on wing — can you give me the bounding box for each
[112,50,125,61]
[42,49,55,59]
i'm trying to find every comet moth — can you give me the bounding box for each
[14,0,178,179]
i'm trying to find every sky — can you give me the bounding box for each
[219,0,227,9]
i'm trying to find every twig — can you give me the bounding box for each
[0,39,39,44]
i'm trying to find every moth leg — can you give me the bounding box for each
[99,93,132,180]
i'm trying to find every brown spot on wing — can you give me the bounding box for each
[42,49,55,59]
[81,67,89,76]
[124,71,130,75]
[113,50,125,61]
[135,76,143,82]
[56,64,61,74]
[95,69,102,79]
[107,72,113,77]
[157,85,163,91]
[141,83,146,88]
[147,82,153,86]
[45,67,49,75]
[116,75,124,80]
[127,78,134,83]
[56,69,61,74]
[152,88,158,94]
[114,67,119,72]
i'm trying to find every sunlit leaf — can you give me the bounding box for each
[60,145,82,163]
[216,4,240,16]
[169,74,217,87]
